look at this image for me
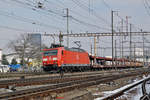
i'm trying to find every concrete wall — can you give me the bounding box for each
[0,49,2,65]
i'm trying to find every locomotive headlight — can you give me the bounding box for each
[53,57,57,60]
[43,58,48,61]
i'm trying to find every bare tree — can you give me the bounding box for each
[9,34,42,67]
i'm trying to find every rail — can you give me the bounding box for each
[0,70,148,100]
[100,76,150,100]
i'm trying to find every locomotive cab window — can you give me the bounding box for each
[44,50,58,56]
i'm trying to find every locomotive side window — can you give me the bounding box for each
[44,50,58,56]
[62,50,64,55]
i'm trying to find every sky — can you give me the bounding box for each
[0,0,150,56]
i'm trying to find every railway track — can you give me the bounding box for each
[0,72,48,79]
[0,67,144,79]
[0,68,149,100]
[100,76,150,100]
[0,68,147,88]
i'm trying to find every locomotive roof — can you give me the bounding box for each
[43,47,86,52]
[64,47,86,52]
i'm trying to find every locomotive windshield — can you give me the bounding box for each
[44,50,58,56]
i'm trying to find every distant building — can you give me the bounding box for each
[135,48,143,62]
[135,48,143,56]
[0,49,2,65]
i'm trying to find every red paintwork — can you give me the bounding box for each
[62,50,90,65]
[43,47,63,67]
[42,47,90,68]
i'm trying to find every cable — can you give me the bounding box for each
[0,1,64,27]
[0,25,30,32]
[143,0,150,16]
[71,0,110,25]
[71,16,111,31]
[102,0,143,31]
[102,0,112,10]
[50,0,108,28]
[45,0,111,30]
[12,0,65,17]
[9,0,104,31]
[45,0,65,8]
[5,0,111,31]
[0,10,62,30]
[8,0,66,24]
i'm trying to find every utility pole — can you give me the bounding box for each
[59,31,63,46]
[126,16,128,36]
[111,10,114,68]
[67,8,69,47]
[115,40,117,66]
[64,8,69,47]
[119,29,122,58]
[126,16,131,35]
[94,36,97,64]
[121,19,124,58]
[142,29,145,67]
[130,24,132,65]
[134,44,136,66]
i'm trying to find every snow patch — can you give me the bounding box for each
[94,75,150,100]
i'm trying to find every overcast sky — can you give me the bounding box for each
[0,0,150,56]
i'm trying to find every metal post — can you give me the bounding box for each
[130,24,132,66]
[121,19,124,65]
[91,44,92,55]
[142,29,145,67]
[59,31,62,46]
[119,29,122,59]
[66,8,69,47]
[126,16,129,36]
[111,10,114,68]
[134,44,136,62]
[94,36,97,64]
[115,40,117,66]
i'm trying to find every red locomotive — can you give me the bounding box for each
[42,44,90,71]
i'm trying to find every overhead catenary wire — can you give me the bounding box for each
[0,10,62,30]
[43,0,111,31]
[8,0,110,32]
[0,0,145,33]
[102,0,143,32]
[51,0,107,26]
[71,0,111,26]
[0,0,82,32]
[143,0,150,16]
[0,25,30,32]
[47,0,110,30]
[0,0,66,27]
[71,16,111,31]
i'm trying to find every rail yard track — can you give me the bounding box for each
[101,77,150,100]
[0,67,145,79]
[0,68,149,100]
[0,68,147,88]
